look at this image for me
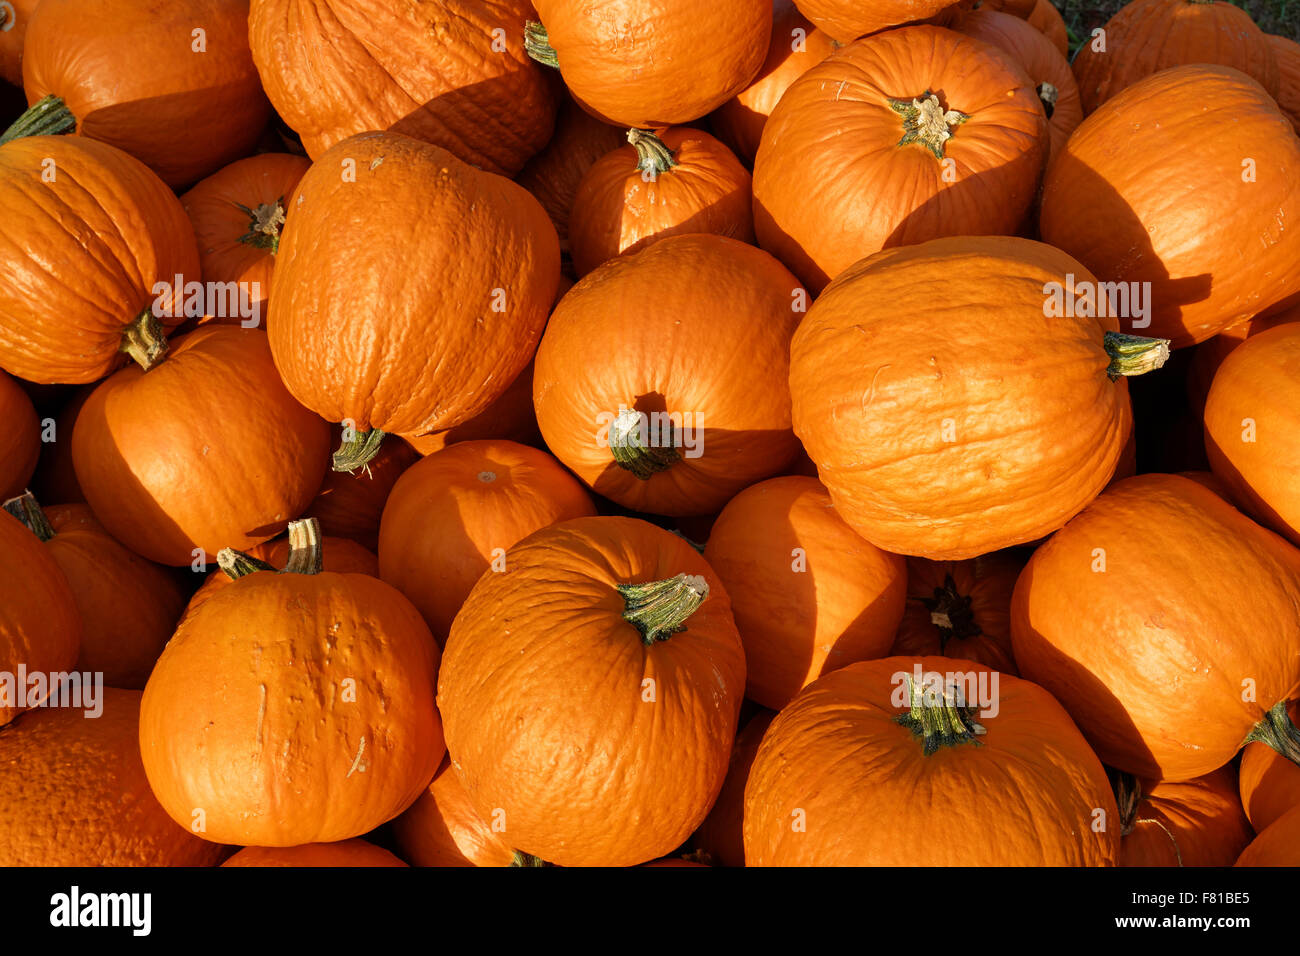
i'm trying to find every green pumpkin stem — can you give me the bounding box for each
[1104,331,1170,380]
[1242,699,1300,766]
[618,573,709,645]
[332,427,385,474]
[216,517,323,580]
[919,574,981,651]
[894,673,986,755]
[0,95,76,145]
[524,21,559,69]
[509,850,554,867]
[627,129,678,179]
[234,198,288,253]
[608,407,681,480]
[887,91,969,160]
[1,491,55,542]
[119,309,169,372]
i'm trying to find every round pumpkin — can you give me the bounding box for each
[0,0,37,87]
[691,709,775,867]
[0,370,39,500]
[437,515,746,867]
[221,839,408,867]
[792,0,961,43]
[1114,767,1254,866]
[0,135,199,384]
[1269,34,1300,132]
[1204,322,1300,547]
[1026,0,1069,56]
[267,131,559,469]
[0,688,230,865]
[743,656,1120,864]
[1187,304,1300,414]
[702,476,907,709]
[140,519,444,846]
[1011,473,1300,782]
[379,440,596,642]
[308,425,419,553]
[1040,66,1300,348]
[1235,803,1300,866]
[534,234,804,516]
[789,236,1165,560]
[1239,700,1300,833]
[1071,0,1279,114]
[525,0,771,128]
[72,326,330,566]
[391,756,515,867]
[22,0,270,187]
[753,25,1048,292]
[569,128,755,277]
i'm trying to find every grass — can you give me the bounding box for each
[1054,0,1300,55]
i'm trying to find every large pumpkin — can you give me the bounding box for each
[1039,65,1300,348]
[1114,768,1254,866]
[753,25,1048,292]
[702,476,907,709]
[534,234,804,516]
[139,519,444,846]
[1011,474,1300,782]
[1235,804,1300,866]
[22,0,270,187]
[437,516,746,867]
[402,361,543,458]
[792,0,961,43]
[0,0,37,87]
[1238,700,1300,833]
[391,755,515,867]
[525,0,771,128]
[222,840,408,867]
[0,136,199,384]
[0,371,39,500]
[789,236,1166,560]
[268,131,559,470]
[691,709,775,867]
[743,656,1120,864]
[1270,34,1300,132]
[1186,304,1300,414]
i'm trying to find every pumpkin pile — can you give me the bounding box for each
[0,0,1297,869]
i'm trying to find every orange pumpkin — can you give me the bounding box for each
[308,425,419,553]
[1270,34,1300,132]
[1235,804,1300,866]
[1238,700,1300,833]
[222,840,408,867]
[753,25,1048,292]
[402,360,542,458]
[437,516,746,867]
[792,0,961,43]
[391,756,515,867]
[534,234,804,516]
[1026,0,1069,56]
[28,385,91,506]
[1186,305,1300,414]
[0,371,39,500]
[0,0,37,87]
[1114,767,1254,866]
[702,476,907,709]
[691,709,775,867]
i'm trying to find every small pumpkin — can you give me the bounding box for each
[1239,701,1300,833]
[1269,34,1300,132]
[792,0,961,43]
[308,425,419,553]
[0,0,37,87]
[1235,804,1300,866]
[1026,0,1070,56]
[221,840,408,867]
[0,371,39,500]
[437,516,746,867]
[1114,767,1254,866]
[402,360,543,458]
[691,709,775,868]
[391,756,515,868]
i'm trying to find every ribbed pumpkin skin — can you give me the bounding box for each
[437,517,746,868]
[1040,66,1300,349]
[753,26,1048,292]
[0,0,37,86]
[391,756,515,867]
[569,128,755,277]
[378,440,596,642]
[789,236,1132,560]
[1204,323,1300,547]
[1239,701,1300,832]
[1120,767,1254,866]
[692,709,775,867]
[0,371,39,500]
[71,326,330,566]
[1026,0,1069,56]
[222,840,408,867]
[703,476,907,709]
[793,0,960,43]
[0,136,199,385]
[710,0,838,163]
[1270,35,1300,132]
[1072,0,1278,114]
[744,656,1120,865]
[268,132,559,437]
[1236,804,1300,865]
[1011,474,1300,782]
[531,0,771,128]
[140,567,444,847]
[249,0,554,175]
[534,234,804,516]
[23,0,270,188]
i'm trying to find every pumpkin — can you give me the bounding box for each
[1071,0,1279,115]
[965,0,1037,17]
[743,656,1120,864]
[789,236,1166,560]
[437,515,746,867]
[1269,34,1300,132]
[534,234,804,516]
[691,709,775,867]
[0,135,199,384]
[0,371,39,500]
[221,840,408,867]
[3,493,187,690]
[1177,469,1232,498]
[1187,305,1300,414]
[891,552,1024,675]
[1011,473,1300,782]
[1235,803,1300,866]
[1026,0,1070,56]
[0,688,230,865]
[1238,700,1300,833]
[139,519,444,846]
[1204,322,1300,547]
[378,440,596,642]
[28,385,90,506]
[792,0,961,43]
[0,0,37,87]
[752,25,1049,292]
[22,0,270,187]
[0,508,80,727]
[710,0,838,163]
[391,755,515,867]
[525,0,771,128]
[180,153,311,325]
[702,476,907,709]
[308,425,419,553]
[1113,767,1254,866]
[267,131,559,471]
[1040,65,1300,349]
[403,361,543,458]
[569,128,755,277]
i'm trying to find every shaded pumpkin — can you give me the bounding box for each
[402,360,543,457]
[1177,470,1232,498]
[1269,34,1300,132]
[1239,700,1300,833]
[1235,803,1300,866]
[1186,304,1300,415]
[1114,767,1254,866]
[391,756,515,867]
[691,709,775,867]
[0,0,37,88]
[792,0,962,43]
[0,370,39,500]
[1026,0,1070,56]
[308,425,419,553]
[221,839,408,867]
[27,384,91,506]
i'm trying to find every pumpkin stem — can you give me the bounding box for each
[918,574,981,651]
[524,21,559,69]
[1103,331,1170,381]
[887,92,969,160]
[332,427,385,474]
[509,850,554,867]
[1109,768,1142,837]
[609,407,681,480]
[233,198,288,254]
[119,309,169,372]
[1,491,55,543]
[1242,699,1300,766]
[216,518,323,580]
[0,95,76,145]
[216,549,278,579]
[1037,82,1058,120]
[618,573,709,645]
[627,129,678,179]
[894,672,986,755]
